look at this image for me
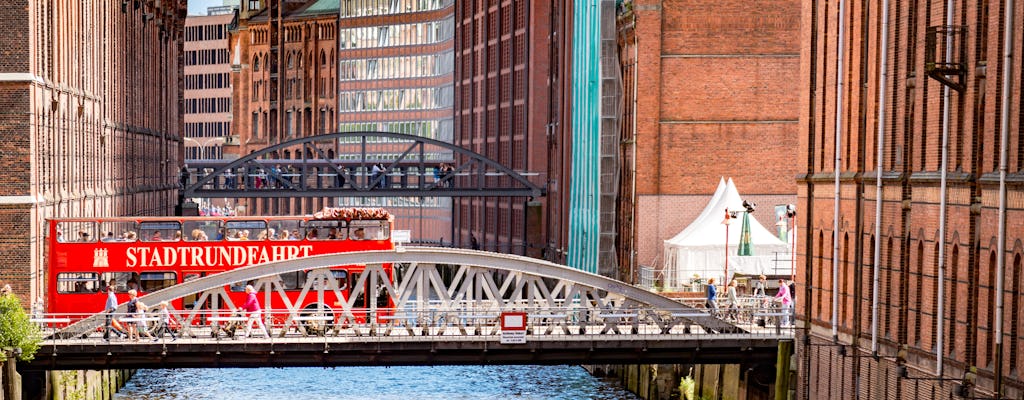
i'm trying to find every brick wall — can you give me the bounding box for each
[0,1,187,307]
[798,0,1024,397]
[623,0,801,269]
[452,0,566,258]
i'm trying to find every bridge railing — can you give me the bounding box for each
[37,303,794,344]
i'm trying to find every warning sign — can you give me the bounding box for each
[500,312,527,344]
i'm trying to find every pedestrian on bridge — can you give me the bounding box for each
[240,285,270,338]
[775,279,793,326]
[705,278,718,318]
[725,279,739,321]
[125,289,140,341]
[151,301,177,342]
[102,280,122,341]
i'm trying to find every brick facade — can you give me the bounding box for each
[798,0,1024,397]
[452,1,571,259]
[618,0,802,277]
[0,0,187,306]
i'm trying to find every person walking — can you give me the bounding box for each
[125,289,140,341]
[705,278,718,317]
[240,285,270,338]
[725,279,739,321]
[151,301,177,342]
[753,275,767,297]
[102,280,122,341]
[775,279,793,326]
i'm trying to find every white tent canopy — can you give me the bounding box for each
[663,178,791,285]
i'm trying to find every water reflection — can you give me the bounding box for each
[115,365,639,400]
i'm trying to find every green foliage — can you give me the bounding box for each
[679,374,696,400]
[0,295,42,361]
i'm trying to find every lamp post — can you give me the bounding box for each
[721,209,734,283]
[786,204,797,284]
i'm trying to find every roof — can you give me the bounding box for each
[293,0,339,16]
[664,178,788,248]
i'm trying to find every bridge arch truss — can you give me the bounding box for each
[183,132,546,198]
[60,248,741,339]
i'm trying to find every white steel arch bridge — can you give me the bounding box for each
[23,248,790,370]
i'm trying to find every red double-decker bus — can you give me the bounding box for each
[45,207,394,322]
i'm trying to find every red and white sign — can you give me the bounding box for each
[500,312,527,344]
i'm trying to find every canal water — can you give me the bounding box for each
[115,365,639,399]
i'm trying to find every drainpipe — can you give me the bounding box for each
[832,0,848,341]
[935,0,955,376]
[871,0,890,356]
[995,0,1015,392]
[629,21,639,284]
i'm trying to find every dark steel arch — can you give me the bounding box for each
[182,131,545,198]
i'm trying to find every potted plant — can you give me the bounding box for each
[689,274,704,292]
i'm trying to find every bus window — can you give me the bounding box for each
[332,270,348,290]
[349,220,389,241]
[57,272,101,294]
[139,221,182,242]
[303,220,346,240]
[183,221,218,241]
[225,220,266,241]
[140,272,177,292]
[57,222,97,243]
[270,219,303,240]
[97,220,133,242]
[280,271,308,290]
[101,272,141,293]
[229,280,255,292]
[182,273,207,310]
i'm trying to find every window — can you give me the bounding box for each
[303,220,347,240]
[57,272,101,294]
[183,221,219,241]
[225,220,267,241]
[100,221,136,242]
[139,221,182,242]
[140,272,177,292]
[349,220,389,241]
[269,219,303,240]
[101,272,141,293]
[279,271,308,290]
[57,221,97,243]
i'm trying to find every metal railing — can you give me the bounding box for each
[34,303,794,345]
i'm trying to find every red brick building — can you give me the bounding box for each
[797,0,1023,398]
[617,0,802,278]
[0,0,187,304]
[451,1,572,259]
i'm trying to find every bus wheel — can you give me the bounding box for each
[300,304,334,337]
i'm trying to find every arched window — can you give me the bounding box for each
[287,53,294,69]
[253,55,260,72]
[320,50,327,68]
[914,240,923,345]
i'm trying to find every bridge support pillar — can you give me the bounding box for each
[775,339,794,400]
[1,352,21,400]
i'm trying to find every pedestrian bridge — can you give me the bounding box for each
[21,248,792,371]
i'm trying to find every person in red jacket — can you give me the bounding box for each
[240,285,270,338]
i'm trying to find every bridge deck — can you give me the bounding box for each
[23,323,791,370]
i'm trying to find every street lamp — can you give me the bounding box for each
[786,204,797,283]
[721,208,738,282]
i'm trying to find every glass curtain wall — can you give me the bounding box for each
[336,0,456,244]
